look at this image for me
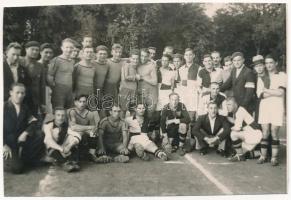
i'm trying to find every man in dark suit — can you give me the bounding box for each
[220,52,256,113]
[3,42,31,102]
[192,101,231,156]
[3,83,45,174]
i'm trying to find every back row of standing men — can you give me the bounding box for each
[3,35,286,173]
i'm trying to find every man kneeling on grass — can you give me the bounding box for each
[43,107,80,172]
[97,104,130,163]
[226,97,263,162]
[126,102,168,161]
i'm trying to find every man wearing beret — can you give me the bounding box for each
[19,41,46,117]
[220,52,256,114]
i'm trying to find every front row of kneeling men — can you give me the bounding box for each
[4,83,262,173]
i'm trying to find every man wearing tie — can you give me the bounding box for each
[192,101,231,156]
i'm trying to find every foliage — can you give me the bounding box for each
[3,3,286,68]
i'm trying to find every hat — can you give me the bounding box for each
[252,55,264,66]
[25,41,40,48]
[40,43,54,51]
[231,52,244,59]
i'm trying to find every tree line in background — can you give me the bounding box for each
[3,3,286,69]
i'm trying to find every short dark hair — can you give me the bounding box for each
[74,94,88,101]
[210,82,220,87]
[53,107,66,114]
[10,82,25,91]
[162,54,172,61]
[203,54,212,60]
[207,100,218,108]
[109,103,121,111]
[185,48,194,54]
[172,53,183,60]
[225,96,237,104]
[169,92,179,99]
[112,43,122,50]
[265,54,278,62]
[223,56,232,64]
[6,42,22,52]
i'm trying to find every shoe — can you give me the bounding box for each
[163,144,172,154]
[171,145,178,153]
[199,148,207,156]
[177,147,186,156]
[89,154,112,163]
[216,149,227,157]
[257,156,267,164]
[62,161,75,173]
[157,151,168,161]
[229,154,246,162]
[140,152,150,161]
[114,155,130,163]
[71,161,80,171]
[271,158,279,166]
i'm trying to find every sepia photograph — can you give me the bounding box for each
[1,0,288,197]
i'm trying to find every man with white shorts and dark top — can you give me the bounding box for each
[226,97,263,162]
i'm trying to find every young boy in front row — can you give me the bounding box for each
[43,108,80,172]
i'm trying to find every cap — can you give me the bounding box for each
[252,55,264,66]
[40,43,54,51]
[25,41,40,48]
[231,52,244,59]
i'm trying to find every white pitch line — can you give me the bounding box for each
[208,162,234,165]
[184,154,233,195]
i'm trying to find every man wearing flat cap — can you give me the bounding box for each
[220,52,256,114]
[19,41,46,117]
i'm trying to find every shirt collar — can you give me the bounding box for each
[208,115,217,121]
[6,59,19,68]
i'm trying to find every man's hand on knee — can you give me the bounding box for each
[3,144,12,160]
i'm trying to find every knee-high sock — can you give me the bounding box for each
[260,138,269,158]
[271,140,280,159]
